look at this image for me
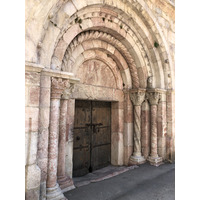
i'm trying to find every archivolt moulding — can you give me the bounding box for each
[61,30,140,88]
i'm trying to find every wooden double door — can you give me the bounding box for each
[73,100,111,177]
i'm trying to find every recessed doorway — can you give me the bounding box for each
[73,100,111,177]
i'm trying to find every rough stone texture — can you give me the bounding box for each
[111,132,124,166]
[25,68,41,200]
[25,132,38,165]
[37,75,51,186]
[25,164,41,200]
[65,141,73,179]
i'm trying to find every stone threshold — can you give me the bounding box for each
[72,165,139,188]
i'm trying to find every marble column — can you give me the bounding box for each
[147,91,163,166]
[57,86,75,193]
[141,100,150,159]
[46,77,69,200]
[129,89,146,165]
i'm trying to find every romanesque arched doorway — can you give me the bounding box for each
[25,1,175,199]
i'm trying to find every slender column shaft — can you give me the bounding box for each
[150,105,158,157]
[57,98,75,192]
[46,77,70,200]
[47,98,60,188]
[147,91,163,166]
[57,99,68,177]
[141,100,150,159]
[133,105,142,156]
[129,89,146,165]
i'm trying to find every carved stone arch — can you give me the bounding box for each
[51,20,147,88]
[48,10,166,89]
[27,0,174,90]
[59,31,139,88]
[63,48,128,89]
[41,2,171,89]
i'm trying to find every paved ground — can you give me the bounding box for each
[64,163,175,200]
[73,165,138,187]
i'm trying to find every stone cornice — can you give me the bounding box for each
[147,88,167,93]
[25,63,80,84]
[42,69,80,84]
[129,88,146,93]
[25,62,44,72]
[167,89,175,93]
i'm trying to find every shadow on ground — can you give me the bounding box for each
[64,163,175,200]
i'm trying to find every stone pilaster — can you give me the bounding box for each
[25,63,43,200]
[37,74,51,200]
[147,91,163,166]
[129,89,146,165]
[57,85,75,193]
[46,77,69,200]
[166,89,175,162]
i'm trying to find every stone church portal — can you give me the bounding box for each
[25,0,175,199]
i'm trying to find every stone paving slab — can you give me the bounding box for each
[73,165,139,187]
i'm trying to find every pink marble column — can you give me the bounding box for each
[129,89,146,165]
[141,100,150,159]
[166,89,175,162]
[46,77,69,200]
[157,92,167,160]
[147,91,163,166]
[57,88,75,192]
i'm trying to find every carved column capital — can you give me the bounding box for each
[146,91,160,105]
[51,77,70,99]
[130,89,146,106]
[61,83,75,100]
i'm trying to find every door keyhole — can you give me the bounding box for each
[76,136,80,141]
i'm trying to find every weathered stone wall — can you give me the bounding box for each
[25,64,43,200]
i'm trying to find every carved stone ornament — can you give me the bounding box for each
[147,76,153,88]
[146,92,160,105]
[130,91,145,106]
[51,77,70,99]
[63,30,139,88]
[61,83,75,100]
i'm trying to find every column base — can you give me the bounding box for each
[148,156,163,167]
[58,175,75,193]
[46,183,67,200]
[129,155,146,165]
[40,181,46,200]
